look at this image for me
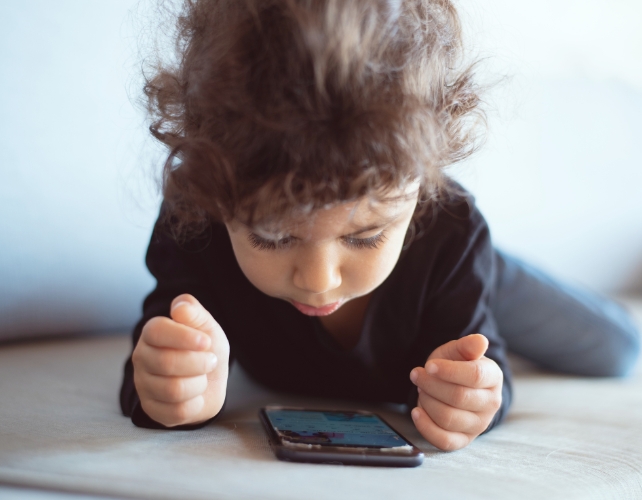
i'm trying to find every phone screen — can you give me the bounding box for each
[263,408,411,448]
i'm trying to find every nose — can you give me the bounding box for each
[292,244,342,295]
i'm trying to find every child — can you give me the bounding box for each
[120,0,640,451]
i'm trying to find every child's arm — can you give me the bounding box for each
[120,204,234,429]
[409,333,502,451]
[131,294,230,427]
[397,187,512,449]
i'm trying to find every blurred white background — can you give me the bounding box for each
[454,0,642,298]
[1,0,641,340]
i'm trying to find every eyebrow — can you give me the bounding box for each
[344,223,386,237]
[344,214,401,237]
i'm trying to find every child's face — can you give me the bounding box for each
[225,185,419,316]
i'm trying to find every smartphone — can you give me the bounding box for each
[259,406,424,467]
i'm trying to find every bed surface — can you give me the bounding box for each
[1,298,641,500]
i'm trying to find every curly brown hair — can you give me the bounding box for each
[144,0,483,236]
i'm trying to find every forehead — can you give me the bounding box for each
[252,188,418,238]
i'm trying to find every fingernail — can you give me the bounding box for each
[410,369,418,384]
[411,408,420,420]
[205,352,218,371]
[426,362,438,375]
[172,301,190,312]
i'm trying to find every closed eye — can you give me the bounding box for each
[247,233,294,250]
[248,231,387,251]
[342,232,387,249]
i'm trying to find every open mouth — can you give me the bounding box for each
[290,299,343,316]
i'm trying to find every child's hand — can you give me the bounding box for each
[132,294,230,427]
[409,334,503,451]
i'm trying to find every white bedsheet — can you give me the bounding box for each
[1,299,641,500]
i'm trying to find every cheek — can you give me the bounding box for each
[236,251,286,294]
[343,238,405,291]
[227,234,287,296]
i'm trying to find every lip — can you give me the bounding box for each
[290,299,344,316]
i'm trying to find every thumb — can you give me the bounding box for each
[170,294,219,337]
[428,333,489,362]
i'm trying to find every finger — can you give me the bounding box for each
[141,316,211,351]
[428,334,488,363]
[170,295,230,361]
[135,342,218,377]
[426,357,502,389]
[412,370,498,412]
[417,392,484,434]
[171,294,220,337]
[137,372,208,404]
[140,395,206,428]
[410,406,471,451]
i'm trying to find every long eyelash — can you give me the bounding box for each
[344,232,387,250]
[248,233,292,250]
[249,232,386,250]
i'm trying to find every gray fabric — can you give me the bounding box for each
[1,298,642,500]
[0,486,110,499]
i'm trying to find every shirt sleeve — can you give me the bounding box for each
[119,207,230,430]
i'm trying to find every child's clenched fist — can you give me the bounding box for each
[131,294,230,427]
[409,334,503,451]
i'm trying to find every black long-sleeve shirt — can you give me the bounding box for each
[120,190,512,431]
